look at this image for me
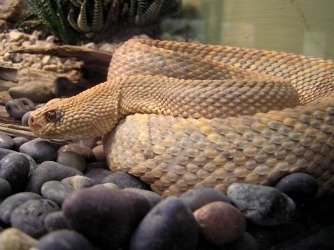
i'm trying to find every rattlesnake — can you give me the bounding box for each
[29,39,334,197]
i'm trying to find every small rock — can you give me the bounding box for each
[21,111,32,126]
[224,232,258,250]
[0,228,38,250]
[62,187,151,249]
[179,187,231,211]
[227,183,296,226]
[59,143,94,161]
[275,173,319,202]
[61,176,96,189]
[0,153,30,192]
[124,188,162,207]
[12,137,29,150]
[26,161,83,194]
[194,201,246,245]
[8,30,23,42]
[37,229,94,250]
[9,82,54,103]
[41,181,74,205]
[0,150,37,173]
[0,132,14,149]
[84,167,111,183]
[130,197,199,250]
[92,145,105,161]
[5,98,35,120]
[11,199,60,238]
[102,171,150,190]
[91,183,119,190]
[0,192,42,225]
[19,138,59,163]
[44,211,69,232]
[0,178,11,201]
[57,151,86,172]
[41,55,51,65]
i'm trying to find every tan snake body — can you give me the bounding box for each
[29,39,334,196]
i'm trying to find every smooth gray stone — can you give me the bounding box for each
[41,181,74,205]
[5,98,35,120]
[44,211,69,232]
[0,132,14,149]
[19,138,59,163]
[57,151,86,172]
[0,178,11,201]
[102,171,150,190]
[0,148,38,172]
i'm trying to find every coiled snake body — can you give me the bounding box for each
[29,39,334,196]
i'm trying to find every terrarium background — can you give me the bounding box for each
[181,0,334,59]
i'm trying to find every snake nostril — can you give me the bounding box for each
[28,115,35,126]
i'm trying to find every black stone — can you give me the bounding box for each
[21,111,32,126]
[26,161,83,194]
[62,187,151,249]
[10,199,60,238]
[102,171,150,190]
[5,98,35,120]
[0,132,14,149]
[19,138,59,163]
[37,229,94,250]
[12,137,30,150]
[227,183,296,226]
[41,181,74,205]
[0,178,11,201]
[44,211,69,232]
[84,167,111,183]
[179,187,231,211]
[57,151,86,172]
[0,149,37,174]
[0,192,42,225]
[0,153,31,192]
[124,188,162,207]
[224,232,258,250]
[130,197,199,250]
[275,173,319,202]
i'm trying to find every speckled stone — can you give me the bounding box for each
[61,176,96,189]
[275,173,319,202]
[5,98,35,120]
[0,178,11,201]
[102,171,150,190]
[0,149,37,174]
[19,138,59,163]
[179,187,231,211]
[21,111,32,126]
[12,137,29,150]
[91,183,119,190]
[57,151,86,172]
[37,230,94,250]
[0,153,30,192]
[0,132,14,149]
[0,192,42,225]
[194,201,246,245]
[227,183,296,226]
[62,187,151,249]
[0,228,38,250]
[11,199,60,238]
[26,161,83,194]
[130,197,199,250]
[41,181,74,205]
[44,211,69,232]
[124,188,162,207]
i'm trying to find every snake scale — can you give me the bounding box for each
[29,39,334,197]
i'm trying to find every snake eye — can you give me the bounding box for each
[45,110,61,123]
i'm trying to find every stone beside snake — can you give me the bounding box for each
[28,39,334,197]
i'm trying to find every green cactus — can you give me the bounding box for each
[23,0,182,44]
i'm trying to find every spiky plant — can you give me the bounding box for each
[22,0,182,44]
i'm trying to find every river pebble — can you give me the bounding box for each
[41,181,74,205]
[26,161,83,194]
[0,153,30,192]
[227,183,296,225]
[0,192,42,225]
[0,132,14,149]
[92,145,105,161]
[59,143,95,161]
[102,171,150,190]
[21,111,31,126]
[12,137,29,150]
[179,187,231,211]
[57,151,86,172]
[5,98,35,120]
[130,197,199,250]
[61,176,96,189]
[194,201,246,245]
[37,229,94,250]
[62,187,151,249]
[124,188,162,207]
[10,199,59,238]
[0,228,38,250]
[275,173,319,202]
[0,178,11,201]
[44,211,69,232]
[19,138,59,163]
[84,167,111,183]
[224,232,258,250]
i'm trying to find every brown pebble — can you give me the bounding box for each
[59,143,94,160]
[194,201,246,245]
[92,145,106,161]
